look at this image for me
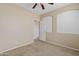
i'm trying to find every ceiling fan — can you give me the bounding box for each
[32,3,54,10]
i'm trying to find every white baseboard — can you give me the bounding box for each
[0,40,34,53]
[46,41,79,52]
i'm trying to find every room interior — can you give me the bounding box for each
[0,3,79,56]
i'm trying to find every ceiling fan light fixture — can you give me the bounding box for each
[32,3,54,10]
[40,3,45,10]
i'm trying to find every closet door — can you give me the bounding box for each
[33,20,40,39]
[40,16,52,41]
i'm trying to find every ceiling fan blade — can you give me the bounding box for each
[40,3,45,10]
[32,3,37,9]
[48,3,54,5]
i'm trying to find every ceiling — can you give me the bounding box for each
[17,3,70,15]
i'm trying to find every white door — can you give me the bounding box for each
[40,16,52,41]
[40,19,46,41]
[33,20,40,40]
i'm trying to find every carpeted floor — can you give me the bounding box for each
[0,40,79,56]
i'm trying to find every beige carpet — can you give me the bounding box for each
[0,40,79,56]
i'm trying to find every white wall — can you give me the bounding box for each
[0,4,40,52]
[57,10,79,34]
